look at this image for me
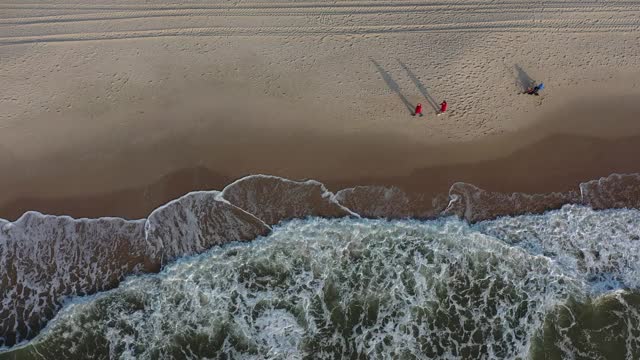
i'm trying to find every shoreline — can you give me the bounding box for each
[2,171,639,347]
[2,140,640,222]
[4,0,640,352]
[3,0,640,221]
[2,108,640,221]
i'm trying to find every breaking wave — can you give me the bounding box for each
[1,173,640,358]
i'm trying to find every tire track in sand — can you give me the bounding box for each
[1,18,639,46]
[1,0,639,46]
[2,0,640,10]
[2,5,639,26]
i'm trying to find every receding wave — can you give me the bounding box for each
[0,213,148,346]
[580,173,640,210]
[335,186,449,219]
[443,182,581,222]
[220,175,355,225]
[145,190,271,265]
[0,172,639,351]
[5,208,640,359]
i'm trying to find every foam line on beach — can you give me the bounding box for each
[1,171,640,346]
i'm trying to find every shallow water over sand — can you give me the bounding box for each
[3,205,640,359]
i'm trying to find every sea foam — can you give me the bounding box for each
[1,173,640,347]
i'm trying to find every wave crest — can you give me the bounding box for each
[335,186,448,218]
[1,172,639,346]
[146,191,271,264]
[220,175,354,225]
[0,212,146,346]
[443,182,581,222]
[580,173,640,210]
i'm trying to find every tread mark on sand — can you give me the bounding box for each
[1,19,639,46]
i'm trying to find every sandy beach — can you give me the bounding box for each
[2,0,640,220]
[4,1,640,353]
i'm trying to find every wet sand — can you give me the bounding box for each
[3,0,640,349]
[2,0,640,221]
[2,95,640,221]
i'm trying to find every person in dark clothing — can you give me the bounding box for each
[526,82,544,95]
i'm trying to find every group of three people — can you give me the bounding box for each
[412,81,544,118]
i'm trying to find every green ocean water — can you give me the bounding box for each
[2,206,640,359]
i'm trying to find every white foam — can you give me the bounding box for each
[0,211,146,346]
[335,185,412,218]
[220,174,359,223]
[475,204,640,294]
[13,217,581,358]
[580,172,640,209]
[2,174,640,351]
[145,190,271,264]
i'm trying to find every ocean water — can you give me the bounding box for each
[2,205,639,359]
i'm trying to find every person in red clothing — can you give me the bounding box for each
[439,100,448,114]
[414,103,423,117]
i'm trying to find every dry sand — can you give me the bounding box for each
[2,0,640,219]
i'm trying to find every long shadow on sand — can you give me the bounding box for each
[515,64,535,92]
[398,60,440,113]
[371,59,414,114]
[3,95,640,221]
